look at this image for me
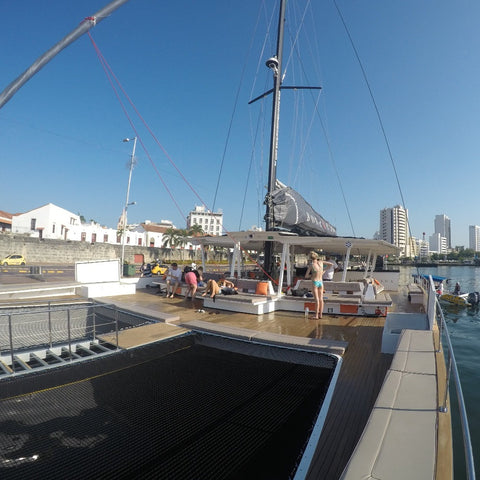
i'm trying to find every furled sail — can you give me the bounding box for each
[268,180,336,237]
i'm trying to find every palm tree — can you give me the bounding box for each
[188,224,204,236]
[176,229,189,261]
[162,228,178,249]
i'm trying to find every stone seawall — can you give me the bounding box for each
[0,235,200,265]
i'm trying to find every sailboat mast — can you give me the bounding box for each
[264,0,286,276]
[266,0,286,230]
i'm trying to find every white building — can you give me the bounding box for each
[8,203,199,251]
[69,221,119,244]
[187,205,223,236]
[133,220,176,248]
[379,205,409,256]
[11,203,132,245]
[12,203,82,240]
[415,238,430,258]
[469,225,480,251]
[434,214,451,249]
[429,233,447,254]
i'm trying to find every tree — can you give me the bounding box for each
[188,224,204,236]
[175,229,189,260]
[162,228,178,249]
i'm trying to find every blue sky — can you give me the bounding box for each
[2,1,480,247]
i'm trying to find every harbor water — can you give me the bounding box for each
[400,265,479,477]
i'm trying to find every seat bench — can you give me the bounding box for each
[340,329,437,479]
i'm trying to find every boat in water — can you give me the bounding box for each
[439,292,471,306]
[0,1,475,479]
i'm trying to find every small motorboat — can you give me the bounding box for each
[439,292,471,306]
[439,291,480,307]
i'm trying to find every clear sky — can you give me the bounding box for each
[2,1,480,247]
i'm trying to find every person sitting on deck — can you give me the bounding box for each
[202,279,221,299]
[218,276,237,295]
[165,263,182,298]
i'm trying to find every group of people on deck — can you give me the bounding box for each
[156,250,338,319]
[164,263,205,299]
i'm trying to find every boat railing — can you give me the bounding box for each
[0,301,120,373]
[428,277,476,479]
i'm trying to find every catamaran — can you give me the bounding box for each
[0,0,475,479]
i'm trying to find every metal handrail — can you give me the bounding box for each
[434,294,476,480]
[0,302,120,373]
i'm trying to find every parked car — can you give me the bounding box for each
[151,263,168,275]
[1,254,26,266]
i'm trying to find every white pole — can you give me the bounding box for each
[121,137,137,274]
[341,242,352,282]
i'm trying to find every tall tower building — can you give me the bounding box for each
[434,214,451,249]
[469,225,480,251]
[379,205,409,256]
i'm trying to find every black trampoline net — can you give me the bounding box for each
[0,332,336,480]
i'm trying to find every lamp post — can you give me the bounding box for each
[120,137,137,273]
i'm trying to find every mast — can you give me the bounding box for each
[264,0,286,276]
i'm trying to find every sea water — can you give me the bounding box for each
[400,266,479,477]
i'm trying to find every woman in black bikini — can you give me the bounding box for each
[305,251,335,319]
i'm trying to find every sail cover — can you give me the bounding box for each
[269,181,336,236]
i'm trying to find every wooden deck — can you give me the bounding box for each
[97,288,398,479]
[0,284,421,479]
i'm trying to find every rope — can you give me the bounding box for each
[87,32,188,224]
[283,18,357,236]
[86,33,277,281]
[333,0,412,238]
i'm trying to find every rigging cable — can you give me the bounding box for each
[211,1,268,213]
[333,0,412,238]
[88,33,278,282]
[87,33,189,226]
[283,8,357,236]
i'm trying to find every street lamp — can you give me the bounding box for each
[120,137,137,273]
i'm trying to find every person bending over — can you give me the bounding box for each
[184,269,198,300]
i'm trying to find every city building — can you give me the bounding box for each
[429,233,447,254]
[434,214,451,249]
[415,237,430,259]
[0,210,12,232]
[12,203,82,240]
[469,225,480,251]
[10,203,141,246]
[379,205,409,256]
[5,203,202,251]
[187,205,223,236]
[134,220,177,248]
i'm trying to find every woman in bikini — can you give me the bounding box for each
[305,251,335,319]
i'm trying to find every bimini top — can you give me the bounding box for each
[192,230,400,257]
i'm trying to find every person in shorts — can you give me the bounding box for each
[165,263,182,298]
[184,269,198,300]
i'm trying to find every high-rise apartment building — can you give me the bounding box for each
[434,214,451,249]
[469,225,480,251]
[379,205,409,256]
[429,233,447,254]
